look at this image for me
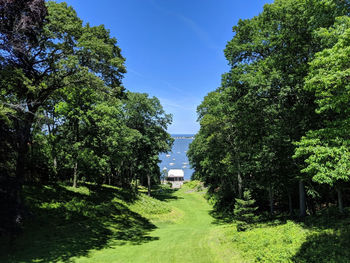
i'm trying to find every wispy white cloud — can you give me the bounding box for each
[162,81,184,93]
[159,96,199,133]
[148,0,220,50]
[128,68,145,78]
[159,97,194,111]
[176,14,220,50]
[128,66,185,93]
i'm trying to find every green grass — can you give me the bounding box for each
[68,183,241,263]
[1,182,349,263]
[213,209,350,263]
[0,183,173,263]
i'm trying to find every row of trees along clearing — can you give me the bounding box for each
[188,0,350,218]
[0,0,173,235]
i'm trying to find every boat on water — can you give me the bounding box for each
[166,154,170,157]
[182,162,188,165]
[182,165,187,168]
[173,158,175,160]
[169,163,175,166]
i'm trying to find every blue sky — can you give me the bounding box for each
[59,0,272,134]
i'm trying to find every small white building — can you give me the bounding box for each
[166,169,184,188]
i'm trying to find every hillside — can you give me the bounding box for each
[1,182,349,263]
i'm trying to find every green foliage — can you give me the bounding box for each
[230,221,308,262]
[0,0,173,234]
[294,16,350,187]
[182,180,203,191]
[295,133,350,185]
[122,92,173,191]
[188,0,350,218]
[234,190,258,231]
[222,209,350,263]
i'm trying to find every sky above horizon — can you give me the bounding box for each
[59,0,273,134]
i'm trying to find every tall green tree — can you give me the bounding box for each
[0,0,126,230]
[189,0,349,217]
[123,92,173,196]
[294,16,350,213]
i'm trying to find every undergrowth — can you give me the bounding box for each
[220,208,350,263]
[183,180,204,191]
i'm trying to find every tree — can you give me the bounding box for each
[0,0,48,234]
[123,92,173,196]
[234,190,258,231]
[189,0,349,217]
[0,0,126,231]
[294,16,350,213]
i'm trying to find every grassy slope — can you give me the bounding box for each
[72,184,242,263]
[0,182,242,263]
[0,183,175,263]
[1,182,349,263]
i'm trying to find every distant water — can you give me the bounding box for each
[159,134,194,180]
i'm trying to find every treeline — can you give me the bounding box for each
[188,0,350,217]
[0,1,172,234]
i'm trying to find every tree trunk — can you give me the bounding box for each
[288,191,293,216]
[14,112,35,228]
[53,157,57,176]
[147,174,151,196]
[237,160,242,199]
[269,183,274,215]
[306,197,316,215]
[73,161,78,188]
[46,111,57,180]
[337,188,343,213]
[72,118,79,188]
[299,180,306,218]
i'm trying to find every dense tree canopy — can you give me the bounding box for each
[0,1,172,235]
[294,16,350,212]
[188,0,350,217]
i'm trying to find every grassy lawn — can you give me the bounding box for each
[62,183,242,263]
[0,182,241,263]
[1,182,349,263]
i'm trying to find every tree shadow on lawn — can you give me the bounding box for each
[292,228,350,263]
[0,183,159,263]
[209,210,234,225]
[292,209,350,263]
[151,187,181,202]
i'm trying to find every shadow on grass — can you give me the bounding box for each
[209,210,234,225]
[0,183,158,263]
[292,208,350,263]
[151,187,181,202]
[292,228,350,263]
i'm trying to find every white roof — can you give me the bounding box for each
[167,169,184,177]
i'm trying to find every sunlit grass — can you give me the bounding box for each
[1,182,349,263]
[214,209,350,263]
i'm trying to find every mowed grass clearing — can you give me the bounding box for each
[0,182,242,263]
[2,182,349,263]
[71,184,242,263]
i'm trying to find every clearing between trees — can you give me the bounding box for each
[1,181,349,263]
